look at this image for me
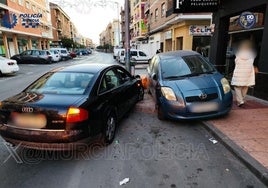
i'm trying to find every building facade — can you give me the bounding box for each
[130,0,212,57]
[49,2,72,47]
[99,19,121,48]
[210,0,268,100]
[111,19,121,47]
[0,0,53,57]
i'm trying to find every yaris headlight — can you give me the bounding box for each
[161,87,177,101]
[221,78,231,94]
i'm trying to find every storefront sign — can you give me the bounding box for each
[189,25,212,36]
[2,12,18,29]
[1,12,42,29]
[165,30,172,39]
[173,0,219,13]
[238,12,256,29]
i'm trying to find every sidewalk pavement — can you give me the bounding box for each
[134,70,268,185]
[203,96,268,185]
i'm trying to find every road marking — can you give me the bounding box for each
[26,72,33,75]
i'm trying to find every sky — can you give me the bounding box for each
[49,0,124,44]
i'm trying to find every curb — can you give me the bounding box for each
[202,121,268,186]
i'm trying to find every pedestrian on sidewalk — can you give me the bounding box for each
[231,40,257,107]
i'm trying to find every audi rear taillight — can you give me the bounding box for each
[66,107,88,123]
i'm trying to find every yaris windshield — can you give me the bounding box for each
[161,55,215,79]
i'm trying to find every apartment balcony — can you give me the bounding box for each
[57,25,62,32]
[56,15,61,22]
[144,2,150,14]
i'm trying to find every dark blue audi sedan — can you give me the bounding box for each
[147,51,233,120]
[0,64,144,150]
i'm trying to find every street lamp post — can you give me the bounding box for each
[124,0,130,72]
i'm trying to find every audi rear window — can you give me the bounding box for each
[25,72,94,95]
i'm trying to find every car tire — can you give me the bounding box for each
[103,111,117,145]
[157,104,166,120]
[138,86,144,101]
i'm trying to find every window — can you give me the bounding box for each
[32,50,40,56]
[130,51,137,56]
[161,3,166,17]
[25,1,30,9]
[155,9,159,21]
[21,50,31,56]
[116,68,131,85]
[99,70,119,93]
[18,0,23,5]
[161,55,215,79]
[150,13,153,23]
[139,51,147,57]
[149,56,157,73]
[25,72,94,95]
[32,5,36,12]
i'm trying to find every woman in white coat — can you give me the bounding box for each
[231,40,257,107]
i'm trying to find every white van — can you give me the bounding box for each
[118,49,150,64]
[50,48,70,60]
[113,46,123,59]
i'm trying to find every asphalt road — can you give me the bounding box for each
[0,52,265,188]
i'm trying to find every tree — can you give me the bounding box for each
[61,37,74,48]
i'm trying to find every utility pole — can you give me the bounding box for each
[124,0,130,72]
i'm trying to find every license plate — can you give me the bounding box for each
[12,113,47,129]
[190,102,219,113]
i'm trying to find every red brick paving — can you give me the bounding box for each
[208,98,268,169]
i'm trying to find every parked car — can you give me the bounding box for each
[49,49,61,62]
[147,50,233,120]
[0,56,19,76]
[75,49,90,56]
[11,50,52,64]
[118,49,151,64]
[0,64,144,150]
[69,51,77,58]
[50,48,71,60]
[87,49,92,54]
